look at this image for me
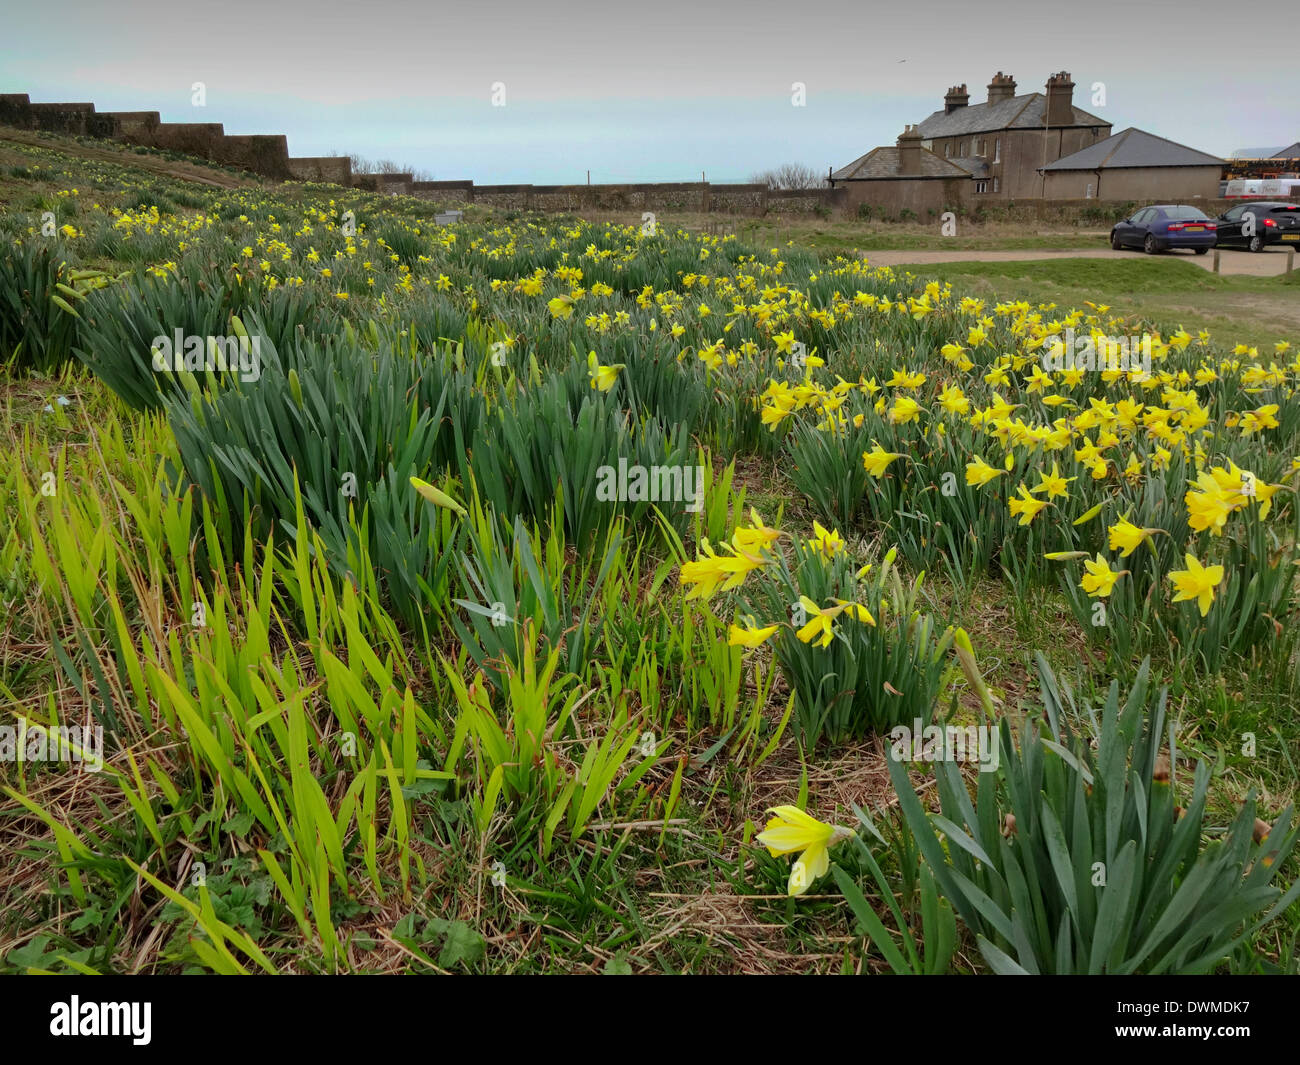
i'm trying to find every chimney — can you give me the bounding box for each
[898,125,922,176]
[1045,71,1075,126]
[943,84,969,114]
[987,71,1017,105]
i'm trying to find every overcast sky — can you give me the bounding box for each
[4,0,1295,183]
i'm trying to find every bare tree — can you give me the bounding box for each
[329,151,434,181]
[750,163,828,189]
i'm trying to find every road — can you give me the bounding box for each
[860,246,1298,277]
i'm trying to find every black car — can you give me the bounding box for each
[1215,201,1300,252]
[1110,205,1217,254]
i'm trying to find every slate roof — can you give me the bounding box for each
[1041,127,1223,171]
[1273,142,1300,158]
[916,93,1107,138]
[947,157,991,178]
[831,146,971,181]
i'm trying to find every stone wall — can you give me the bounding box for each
[286,155,353,185]
[0,92,293,179]
[401,180,842,216]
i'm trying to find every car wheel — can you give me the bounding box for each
[1111,231,1123,250]
[1194,247,1208,255]
[1249,236,1265,252]
[1143,234,1159,254]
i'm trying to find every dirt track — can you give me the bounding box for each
[861,246,1298,277]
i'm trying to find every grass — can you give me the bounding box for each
[887,257,1300,352]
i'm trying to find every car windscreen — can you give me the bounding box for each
[1164,207,1209,220]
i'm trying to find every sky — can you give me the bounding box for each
[3,0,1295,184]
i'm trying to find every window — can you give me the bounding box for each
[992,177,999,193]
[976,138,984,156]
[945,142,951,157]
[975,179,988,194]
[994,138,1001,162]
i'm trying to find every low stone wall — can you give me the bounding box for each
[399,180,842,216]
[286,155,352,185]
[960,197,1300,226]
[411,180,474,201]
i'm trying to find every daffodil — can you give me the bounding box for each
[888,396,922,425]
[587,350,623,392]
[862,443,905,477]
[731,509,782,554]
[755,805,853,897]
[1080,553,1125,598]
[965,455,1004,488]
[1168,553,1225,616]
[1030,461,1075,500]
[728,618,780,648]
[794,596,837,648]
[1008,484,1049,525]
[1107,518,1163,557]
[807,521,845,559]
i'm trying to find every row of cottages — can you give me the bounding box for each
[830,71,1223,211]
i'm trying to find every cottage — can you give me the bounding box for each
[1039,127,1223,200]
[831,72,1114,212]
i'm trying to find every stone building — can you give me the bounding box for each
[829,71,1219,209]
[1039,128,1223,200]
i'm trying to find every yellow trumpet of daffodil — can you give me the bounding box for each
[755,805,854,897]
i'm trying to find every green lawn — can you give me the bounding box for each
[886,257,1300,352]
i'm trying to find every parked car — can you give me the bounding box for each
[1214,201,1300,252]
[1110,205,1217,254]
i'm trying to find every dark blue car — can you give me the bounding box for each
[1110,205,1217,255]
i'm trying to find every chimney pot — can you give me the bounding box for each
[987,71,1017,104]
[1045,71,1076,126]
